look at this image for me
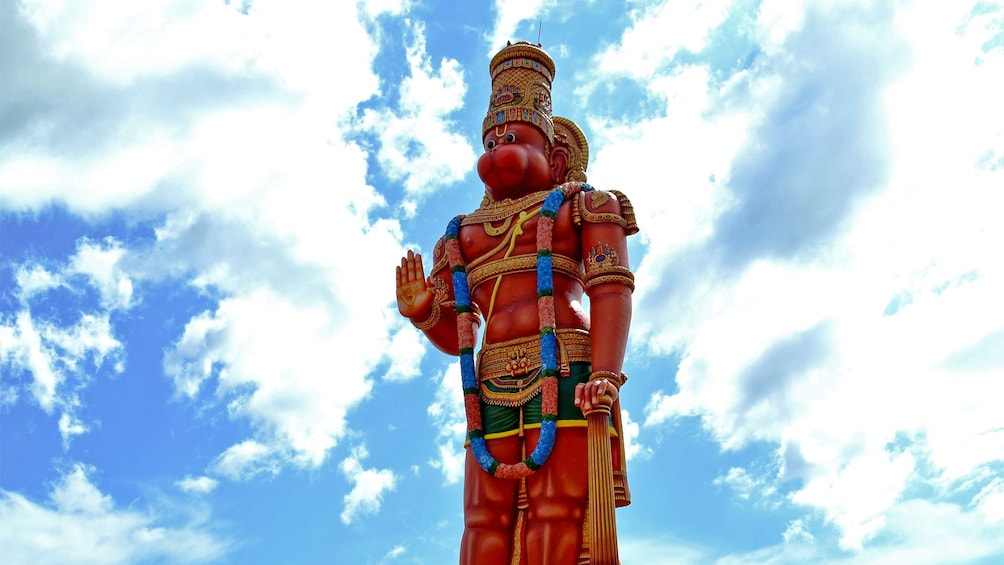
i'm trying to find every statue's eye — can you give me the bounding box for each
[505,132,517,143]
[485,139,496,150]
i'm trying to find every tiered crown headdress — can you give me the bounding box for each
[483,41,556,144]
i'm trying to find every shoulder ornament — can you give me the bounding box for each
[572,189,640,235]
[430,236,449,275]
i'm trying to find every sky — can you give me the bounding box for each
[1,0,1003,563]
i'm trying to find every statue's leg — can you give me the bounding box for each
[525,426,589,564]
[460,435,521,565]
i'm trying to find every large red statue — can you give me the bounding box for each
[396,41,638,564]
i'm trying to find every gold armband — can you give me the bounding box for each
[584,242,635,291]
[584,269,635,292]
[589,370,627,388]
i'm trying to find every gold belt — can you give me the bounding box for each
[467,253,585,292]
[477,328,591,382]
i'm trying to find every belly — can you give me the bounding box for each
[473,274,587,344]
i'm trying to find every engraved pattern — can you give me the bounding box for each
[467,253,584,291]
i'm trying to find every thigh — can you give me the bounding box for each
[525,426,589,504]
[464,436,522,516]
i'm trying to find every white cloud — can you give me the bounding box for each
[0,0,388,215]
[360,0,409,19]
[591,0,1004,553]
[619,407,649,461]
[175,476,219,495]
[48,464,113,514]
[68,239,134,310]
[166,290,380,477]
[384,323,427,382]
[340,445,397,525]
[14,265,63,299]
[718,500,1004,564]
[2,0,432,480]
[714,466,767,502]
[623,500,1004,564]
[595,0,734,79]
[0,464,229,564]
[618,535,708,565]
[212,439,281,481]
[427,363,466,485]
[972,478,1004,523]
[360,20,475,210]
[18,0,259,83]
[488,0,551,52]
[383,544,407,560]
[1,259,125,445]
[782,518,814,545]
[8,310,61,412]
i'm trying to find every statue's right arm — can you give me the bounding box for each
[395,240,465,355]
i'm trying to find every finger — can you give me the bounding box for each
[574,383,585,406]
[396,265,403,288]
[592,381,604,404]
[406,250,417,282]
[415,252,426,283]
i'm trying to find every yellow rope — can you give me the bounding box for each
[482,206,541,344]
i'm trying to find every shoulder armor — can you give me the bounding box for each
[571,189,639,236]
[430,236,449,275]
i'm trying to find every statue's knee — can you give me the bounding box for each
[528,496,583,523]
[465,505,514,530]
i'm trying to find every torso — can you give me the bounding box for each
[459,191,587,345]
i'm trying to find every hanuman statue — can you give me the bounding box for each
[396,41,638,564]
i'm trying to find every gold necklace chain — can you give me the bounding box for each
[461,190,550,225]
[483,216,512,236]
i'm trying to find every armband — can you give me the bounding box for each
[589,370,627,389]
[584,242,635,292]
[584,270,635,292]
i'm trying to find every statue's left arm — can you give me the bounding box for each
[573,190,638,410]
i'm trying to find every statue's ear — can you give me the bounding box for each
[550,145,570,184]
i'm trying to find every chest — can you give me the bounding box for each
[459,201,579,264]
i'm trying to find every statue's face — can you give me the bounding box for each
[477,123,552,198]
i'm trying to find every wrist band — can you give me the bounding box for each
[589,370,627,388]
[411,300,441,331]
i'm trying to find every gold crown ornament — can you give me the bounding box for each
[553,116,589,182]
[483,41,556,144]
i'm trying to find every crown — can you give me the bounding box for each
[553,116,589,182]
[482,41,556,144]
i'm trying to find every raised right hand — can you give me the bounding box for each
[396,250,435,320]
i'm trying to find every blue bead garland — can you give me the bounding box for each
[448,182,593,477]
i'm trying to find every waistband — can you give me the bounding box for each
[477,328,591,381]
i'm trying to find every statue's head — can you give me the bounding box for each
[478,42,588,200]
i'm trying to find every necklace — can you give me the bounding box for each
[445,181,591,479]
[462,190,550,226]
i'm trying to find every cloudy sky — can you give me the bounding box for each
[2,0,1003,563]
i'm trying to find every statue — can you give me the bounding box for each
[396,41,638,564]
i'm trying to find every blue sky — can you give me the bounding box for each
[2,0,1003,563]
